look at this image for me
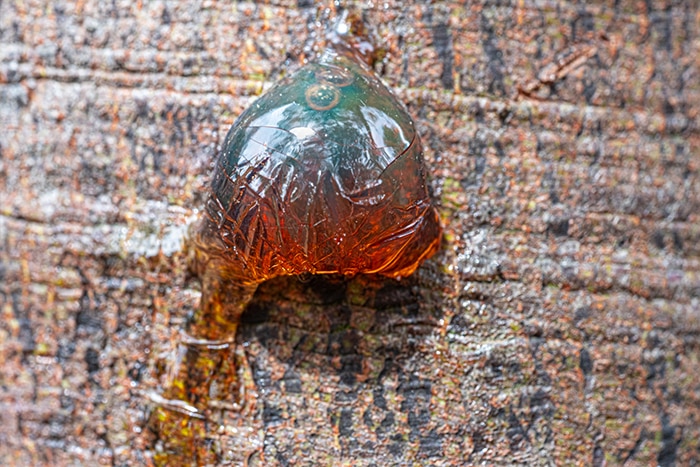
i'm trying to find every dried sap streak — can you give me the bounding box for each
[155,44,441,441]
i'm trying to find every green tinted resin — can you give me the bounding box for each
[194,47,440,283]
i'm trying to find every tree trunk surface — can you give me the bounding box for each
[1,1,699,465]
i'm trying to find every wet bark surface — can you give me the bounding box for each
[1,1,699,465]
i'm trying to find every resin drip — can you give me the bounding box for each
[150,31,441,464]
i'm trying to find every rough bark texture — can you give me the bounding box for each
[1,0,699,465]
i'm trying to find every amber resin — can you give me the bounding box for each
[191,46,440,285]
[150,35,441,464]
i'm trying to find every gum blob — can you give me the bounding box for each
[191,46,441,286]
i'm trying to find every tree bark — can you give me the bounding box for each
[1,1,698,465]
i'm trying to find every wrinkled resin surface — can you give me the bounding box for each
[191,46,441,285]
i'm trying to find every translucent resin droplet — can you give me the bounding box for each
[191,45,441,284]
